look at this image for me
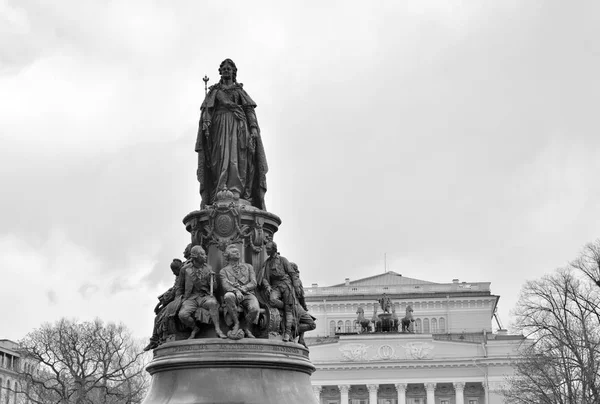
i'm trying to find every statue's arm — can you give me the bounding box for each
[260,265,271,290]
[243,106,259,132]
[245,264,257,293]
[175,270,185,297]
[220,270,235,293]
[283,258,300,289]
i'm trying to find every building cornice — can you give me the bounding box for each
[306,293,498,303]
[312,356,514,371]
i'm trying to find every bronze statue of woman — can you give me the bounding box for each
[195,59,268,210]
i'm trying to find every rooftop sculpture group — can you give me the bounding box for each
[353,295,415,334]
[144,59,315,351]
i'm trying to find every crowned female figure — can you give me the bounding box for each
[196,59,268,210]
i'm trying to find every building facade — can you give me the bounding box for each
[304,272,522,404]
[0,340,24,404]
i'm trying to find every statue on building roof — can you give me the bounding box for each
[355,307,371,334]
[378,293,392,313]
[401,305,415,333]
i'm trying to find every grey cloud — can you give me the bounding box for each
[78,283,99,299]
[46,289,57,305]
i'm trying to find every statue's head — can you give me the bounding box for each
[290,262,299,273]
[219,59,237,83]
[265,241,278,256]
[183,243,192,260]
[170,259,183,276]
[406,305,413,314]
[190,245,207,264]
[356,307,364,315]
[223,245,241,262]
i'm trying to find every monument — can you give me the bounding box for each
[141,59,317,404]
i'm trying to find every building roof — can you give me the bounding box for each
[330,271,436,287]
[0,339,20,355]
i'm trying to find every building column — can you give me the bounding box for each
[454,382,465,404]
[367,384,379,404]
[339,385,350,404]
[395,383,407,404]
[425,383,436,403]
[312,385,322,403]
[483,382,489,404]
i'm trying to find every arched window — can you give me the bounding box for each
[439,317,446,333]
[345,320,352,333]
[423,318,430,334]
[415,318,422,334]
[431,318,438,333]
[329,320,336,336]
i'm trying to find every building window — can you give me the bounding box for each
[415,318,422,333]
[329,320,336,336]
[337,320,343,333]
[431,318,438,333]
[423,318,430,334]
[439,317,446,333]
[440,401,449,404]
[345,320,352,333]
[468,400,478,404]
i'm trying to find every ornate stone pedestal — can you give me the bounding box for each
[183,192,281,275]
[142,339,318,404]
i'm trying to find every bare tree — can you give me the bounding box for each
[571,239,600,288]
[16,318,150,404]
[503,240,600,404]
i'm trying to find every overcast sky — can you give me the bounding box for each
[1,0,599,341]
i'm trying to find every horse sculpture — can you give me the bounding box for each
[372,305,381,332]
[401,305,414,333]
[355,307,371,334]
[391,305,399,331]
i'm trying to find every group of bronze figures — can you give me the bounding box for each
[354,294,415,334]
[145,59,320,351]
[145,241,315,351]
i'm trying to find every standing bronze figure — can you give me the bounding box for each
[196,59,268,209]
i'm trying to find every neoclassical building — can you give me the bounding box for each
[303,271,523,404]
[0,340,24,404]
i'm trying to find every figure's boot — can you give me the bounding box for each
[188,326,200,339]
[143,339,159,351]
[243,314,256,338]
[297,333,307,348]
[210,312,227,339]
[231,313,240,334]
[282,310,293,342]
